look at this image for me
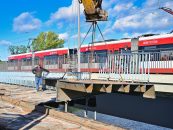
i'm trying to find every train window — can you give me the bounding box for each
[114,50,119,54]
[139,44,173,52]
[69,48,77,55]
[44,55,58,65]
[161,51,173,61]
[8,60,18,66]
[34,57,39,65]
[143,46,157,52]
[80,53,88,63]
[80,50,108,63]
[22,58,32,66]
[159,44,173,51]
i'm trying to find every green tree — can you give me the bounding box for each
[18,45,27,54]
[31,31,64,51]
[9,45,16,55]
[9,45,27,55]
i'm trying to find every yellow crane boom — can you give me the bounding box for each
[79,0,108,22]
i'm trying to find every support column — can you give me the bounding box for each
[65,101,68,113]
[94,111,97,120]
[77,0,81,72]
[84,97,89,117]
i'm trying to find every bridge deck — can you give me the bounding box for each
[59,79,152,85]
[57,79,155,101]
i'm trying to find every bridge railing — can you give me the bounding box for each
[0,72,35,87]
[98,53,151,82]
[0,62,8,71]
[1,51,173,82]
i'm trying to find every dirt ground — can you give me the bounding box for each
[0,84,124,130]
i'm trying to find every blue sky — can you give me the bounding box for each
[0,0,173,60]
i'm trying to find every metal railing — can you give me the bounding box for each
[0,62,8,71]
[0,72,35,87]
[98,53,151,82]
[1,51,173,82]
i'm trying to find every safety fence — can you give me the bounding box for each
[0,62,8,71]
[0,72,35,87]
[98,53,150,82]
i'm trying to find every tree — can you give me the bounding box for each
[31,31,64,51]
[9,46,16,55]
[18,45,27,54]
[9,45,27,55]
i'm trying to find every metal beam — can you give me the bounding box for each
[56,80,156,101]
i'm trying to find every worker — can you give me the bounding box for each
[32,64,49,92]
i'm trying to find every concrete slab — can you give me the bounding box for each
[0,100,92,130]
[0,83,56,105]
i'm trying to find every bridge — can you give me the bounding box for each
[1,51,173,128]
[1,51,173,100]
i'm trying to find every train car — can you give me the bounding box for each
[7,33,173,73]
[79,33,173,73]
[8,48,69,72]
[80,33,173,53]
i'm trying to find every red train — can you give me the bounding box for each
[8,33,173,73]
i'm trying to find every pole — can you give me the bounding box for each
[29,38,35,68]
[65,101,68,112]
[28,38,35,68]
[32,51,35,68]
[77,0,81,72]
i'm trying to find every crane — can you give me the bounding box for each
[78,0,108,44]
[78,0,108,22]
[160,7,173,16]
[159,7,173,34]
[77,0,108,75]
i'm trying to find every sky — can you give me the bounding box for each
[0,0,173,60]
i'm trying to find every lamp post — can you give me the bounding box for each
[27,38,36,68]
[77,0,81,72]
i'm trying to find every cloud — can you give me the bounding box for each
[114,3,133,12]
[112,0,173,34]
[47,0,84,25]
[0,40,12,46]
[123,32,144,38]
[71,32,88,39]
[59,33,69,40]
[13,12,42,33]
[102,0,117,9]
[143,0,159,7]
[164,1,173,8]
